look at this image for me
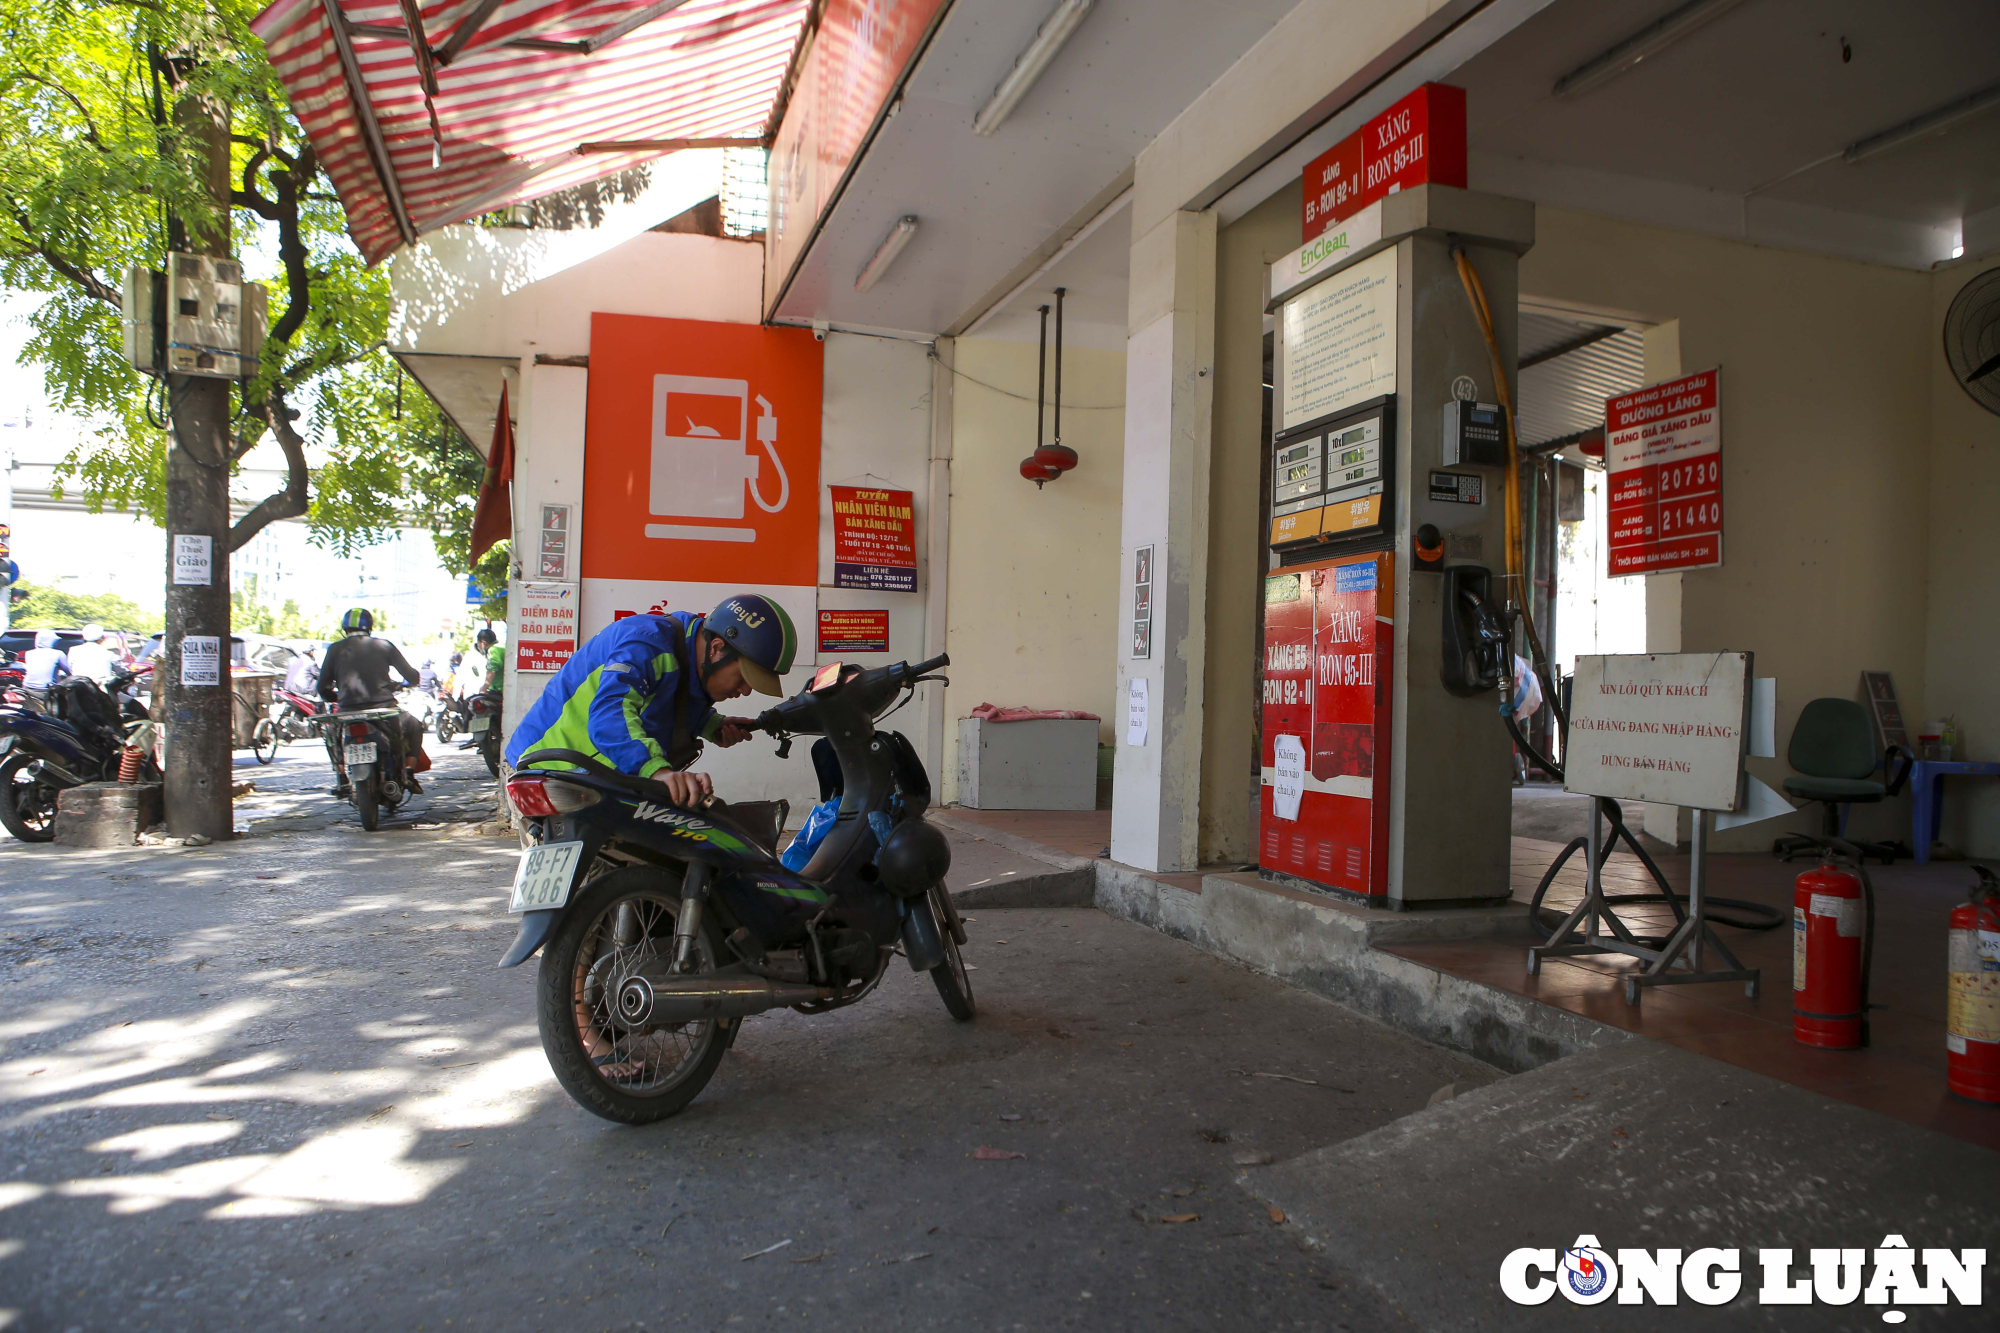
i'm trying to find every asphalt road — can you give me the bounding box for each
[0,755,1500,1332]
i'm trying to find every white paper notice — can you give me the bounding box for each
[1714,774,1795,832]
[172,534,212,586]
[180,635,222,686]
[1749,677,1776,758]
[1126,677,1149,747]
[1271,734,1306,821]
[1280,246,1397,429]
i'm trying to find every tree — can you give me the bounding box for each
[0,0,483,562]
[8,581,163,634]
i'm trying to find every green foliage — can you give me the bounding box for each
[230,578,329,639]
[9,580,163,634]
[0,0,478,556]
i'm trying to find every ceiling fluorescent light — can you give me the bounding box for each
[1844,80,2000,164]
[1553,0,1748,100]
[855,216,920,292]
[972,0,1094,137]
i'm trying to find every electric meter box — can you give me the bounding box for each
[126,254,266,379]
[1268,395,1396,554]
[1440,399,1506,467]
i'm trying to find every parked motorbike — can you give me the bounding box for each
[436,693,472,743]
[464,689,503,778]
[273,688,322,743]
[0,672,160,842]
[317,707,418,832]
[498,653,966,1124]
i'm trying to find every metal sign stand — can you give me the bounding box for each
[1527,797,1760,1005]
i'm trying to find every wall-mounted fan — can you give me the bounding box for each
[1944,266,2000,417]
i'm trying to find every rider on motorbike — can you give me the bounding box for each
[319,609,429,797]
[503,594,794,805]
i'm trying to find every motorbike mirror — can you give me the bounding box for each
[774,734,792,759]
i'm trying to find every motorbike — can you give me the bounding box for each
[273,687,322,743]
[316,706,419,832]
[436,693,472,743]
[463,688,503,777]
[0,671,160,842]
[498,652,967,1124]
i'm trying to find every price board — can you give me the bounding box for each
[1605,369,1722,577]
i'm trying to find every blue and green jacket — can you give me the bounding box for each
[504,612,721,776]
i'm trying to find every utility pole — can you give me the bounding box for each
[160,86,235,841]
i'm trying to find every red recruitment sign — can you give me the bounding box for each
[1302,83,1467,241]
[1604,369,1723,578]
[819,608,889,654]
[830,486,917,592]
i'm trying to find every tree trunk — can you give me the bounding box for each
[161,90,235,841]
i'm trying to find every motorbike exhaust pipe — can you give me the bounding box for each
[614,973,834,1027]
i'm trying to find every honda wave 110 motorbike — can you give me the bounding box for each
[464,689,503,778]
[318,707,419,832]
[499,653,967,1124]
[0,672,159,842]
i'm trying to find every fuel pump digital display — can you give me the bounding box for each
[1268,395,1395,553]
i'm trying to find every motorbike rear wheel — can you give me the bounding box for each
[927,884,975,1021]
[536,865,732,1124]
[482,734,501,779]
[436,711,456,744]
[354,769,380,831]
[0,753,61,843]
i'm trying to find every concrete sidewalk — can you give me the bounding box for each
[1244,1038,1998,1330]
[0,815,1489,1332]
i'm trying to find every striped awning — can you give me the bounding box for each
[252,0,807,264]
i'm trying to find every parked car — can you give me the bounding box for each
[140,632,298,675]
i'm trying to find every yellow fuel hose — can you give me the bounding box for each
[1452,246,1555,677]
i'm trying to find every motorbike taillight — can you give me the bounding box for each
[505,775,557,818]
[347,722,371,739]
[505,773,599,818]
[471,697,491,715]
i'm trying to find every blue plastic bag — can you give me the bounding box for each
[781,798,839,871]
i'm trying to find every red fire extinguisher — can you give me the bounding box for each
[1946,866,2000,1103]
[1794,857,1871,1049]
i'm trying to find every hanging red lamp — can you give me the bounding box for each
[1020,288,1078,488]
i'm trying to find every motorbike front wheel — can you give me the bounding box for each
[927,884,975,1021]
[536,865,732,1124]
[436,712,456,744]
[252,719,278,765]
[0,753,61,843]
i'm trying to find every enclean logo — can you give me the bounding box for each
[1297,231,1351,274]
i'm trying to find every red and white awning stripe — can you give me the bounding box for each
[252,0,806,264]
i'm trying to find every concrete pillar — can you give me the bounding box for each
[1383,195,1530,905]
[1111,210,1216,871]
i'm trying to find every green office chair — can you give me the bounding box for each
[1773,697,1911,864]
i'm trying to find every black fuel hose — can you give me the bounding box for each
[1526,793,1785,945]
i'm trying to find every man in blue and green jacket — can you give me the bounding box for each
[504,593,797,807]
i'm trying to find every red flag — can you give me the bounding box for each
[468,381,514,566]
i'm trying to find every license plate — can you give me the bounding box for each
[471,715,491,733]
[344,743,378,766]
[510,841,585,913]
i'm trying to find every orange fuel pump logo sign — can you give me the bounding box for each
[582,314,823,587]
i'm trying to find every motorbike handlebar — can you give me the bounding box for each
[908,652,950,677]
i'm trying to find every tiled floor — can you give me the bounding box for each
[943,807,1112,860]
[952,807,2000,1150]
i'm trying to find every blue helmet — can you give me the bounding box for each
[704,594,797,696]
[340,608,373,634]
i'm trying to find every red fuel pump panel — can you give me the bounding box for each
[1259,552,1394,899]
